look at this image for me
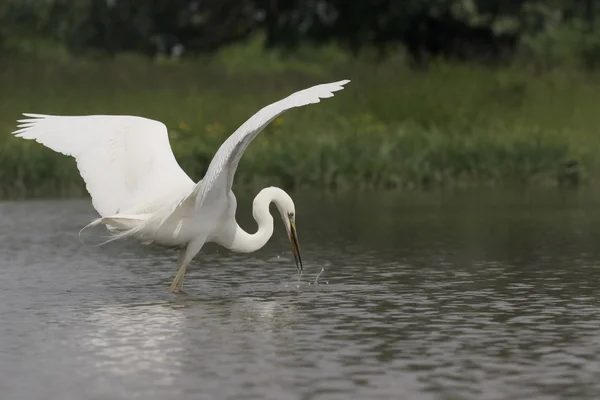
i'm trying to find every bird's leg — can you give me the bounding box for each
[168,239,205,294]
[177,272,185,291]
[168,264,188,293]
[169,249,188,293]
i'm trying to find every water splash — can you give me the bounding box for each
[314,268,324,285]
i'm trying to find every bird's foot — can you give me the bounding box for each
[168,267,187,293]
[168,279,185,293]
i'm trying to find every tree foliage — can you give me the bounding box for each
[1,0,598,65]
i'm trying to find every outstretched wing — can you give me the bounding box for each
[12,114,195,217]
[190,79,350,209]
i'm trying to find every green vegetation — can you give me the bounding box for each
[2,40,600,197]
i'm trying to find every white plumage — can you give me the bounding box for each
[12,79,350,292]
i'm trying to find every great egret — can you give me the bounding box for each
[12,79,350,292]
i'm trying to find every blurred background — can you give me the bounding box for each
[1,0,600,195]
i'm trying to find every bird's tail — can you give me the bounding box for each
[78,214,152,246]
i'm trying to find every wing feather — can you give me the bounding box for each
[12,114,195,216]
[192,79,350,210]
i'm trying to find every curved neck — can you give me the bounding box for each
[226,188,281,253]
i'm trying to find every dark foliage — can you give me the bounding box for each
[0,0,596,65]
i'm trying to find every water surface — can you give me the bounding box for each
[1,188,600,400]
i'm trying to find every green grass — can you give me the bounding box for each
[2,39,600,197]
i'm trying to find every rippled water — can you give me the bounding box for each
[2,189,600,399]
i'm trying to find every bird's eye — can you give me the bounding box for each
[288,212,295,219]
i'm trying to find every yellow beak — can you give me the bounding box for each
[288,218,303,274]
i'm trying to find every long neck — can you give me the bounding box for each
[226,190,276,253]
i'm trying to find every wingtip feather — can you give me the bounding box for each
[333,79,351,88]
[324,79,350,94]
[22,112,51,119]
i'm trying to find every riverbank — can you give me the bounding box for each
[2,43,600,197]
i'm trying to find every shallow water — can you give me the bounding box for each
[2,188,600,400]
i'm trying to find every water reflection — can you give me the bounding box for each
[77,302,186,383]
[73,296,304,382]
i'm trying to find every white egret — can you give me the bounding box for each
[12,79,350,292]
